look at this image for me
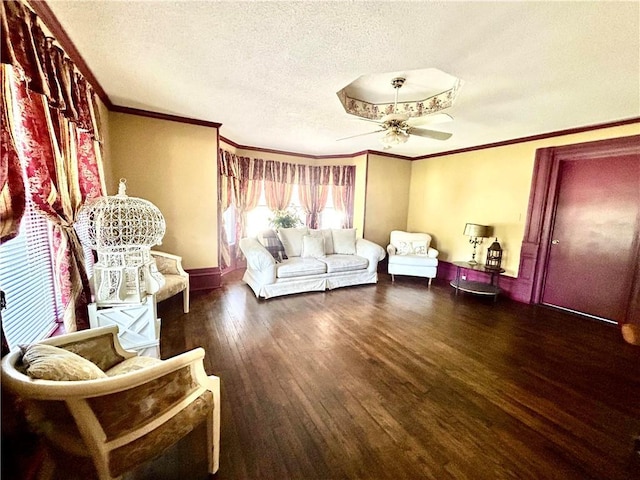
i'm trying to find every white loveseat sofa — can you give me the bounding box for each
[387,230,439,286]
[239,227,385,299]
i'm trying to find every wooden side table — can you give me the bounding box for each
[450,261,505,301]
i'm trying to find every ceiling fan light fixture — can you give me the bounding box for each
[380,129,409,146]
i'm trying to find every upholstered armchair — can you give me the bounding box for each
[151,250,189,313]
[0,326,220,480]
[387,230,439,286]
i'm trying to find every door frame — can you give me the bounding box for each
[517,135,640,323]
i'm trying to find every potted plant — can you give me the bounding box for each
[269,208,302,230]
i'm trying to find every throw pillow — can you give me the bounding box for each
[301,235,326,258]
[309,228,334,255]
[258,229,286,262]
[412,240,428,255]
[21,344,107,381]
[396,241,413,255]
[277,227,309,258]
[332,228,357,255]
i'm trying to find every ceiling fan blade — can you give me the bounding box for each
[336,129,386,141]
[407,113,454,126]
[408,127,453,141]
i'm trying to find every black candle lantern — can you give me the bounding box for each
[485,238,503,270]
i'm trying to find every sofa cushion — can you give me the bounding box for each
[301,235,325,258]
[388,254,438,267]
[277,227,309,258]
[21,344,107,381]
[320,254,368,273]
[332,229,356,255]
[310,228,334,255]
[276,257,327,278]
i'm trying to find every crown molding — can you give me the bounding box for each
[411,117,640,161]
[111,105,222,128]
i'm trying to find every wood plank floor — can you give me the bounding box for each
[131,273,640,480]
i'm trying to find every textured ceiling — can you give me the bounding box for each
[46,1,640,158]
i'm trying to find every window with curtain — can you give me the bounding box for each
[218,150,355,265]
[0,199,61,348]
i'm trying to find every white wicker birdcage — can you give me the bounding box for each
[76,179,166,306]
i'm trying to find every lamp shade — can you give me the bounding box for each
[463,223,491,238]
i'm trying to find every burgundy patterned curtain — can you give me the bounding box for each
[331,165,356,228]
[1,1,105,333]
[298,165,331,229]
[0,70,25,244]
[264,160,296,211]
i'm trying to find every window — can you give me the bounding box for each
[320,190,345,229]
[0,200,60,349]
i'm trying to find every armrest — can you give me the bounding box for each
[387,244,397,256]
[427,247,439,258]
[151,250,188,277]
[239,237,276,271]
[356,238,385,272]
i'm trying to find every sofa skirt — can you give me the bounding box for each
[243,269,378,299]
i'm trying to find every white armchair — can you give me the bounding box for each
[387,230,439,286]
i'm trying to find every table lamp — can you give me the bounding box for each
[463,223,491,264]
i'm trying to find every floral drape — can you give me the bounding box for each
[331,165,356,228]
[0,69,25,244]
[219,151,263,258]
[297,165,331,229]
[264,160,296,211]
[1,0,105,333]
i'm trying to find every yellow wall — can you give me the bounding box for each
[109,113,219,269]
[220,141,367,237]
[364,154,412,247]
[407,123,640,276]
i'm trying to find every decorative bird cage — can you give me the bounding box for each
[76,179,166,306]
[485,238,503,270]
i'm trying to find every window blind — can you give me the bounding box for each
[0,201,59,349]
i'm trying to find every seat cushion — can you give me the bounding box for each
[276,257,327,278]
[388,254,438,267]
[156,274,187,302]
[320,254,368,273]
[105,356,162,377]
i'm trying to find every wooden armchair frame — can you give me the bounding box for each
[1,326,220,480]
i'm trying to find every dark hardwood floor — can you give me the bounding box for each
[131,273,640,480]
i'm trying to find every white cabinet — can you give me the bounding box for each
[88,295,160,358]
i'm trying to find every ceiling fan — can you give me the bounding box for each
[338,77,453,148]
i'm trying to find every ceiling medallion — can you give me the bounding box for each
[336,68,462,121]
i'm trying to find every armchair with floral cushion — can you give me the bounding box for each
[0,325,220,480]
[387,230,439,286]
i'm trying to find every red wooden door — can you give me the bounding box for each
[541,155,640,323]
